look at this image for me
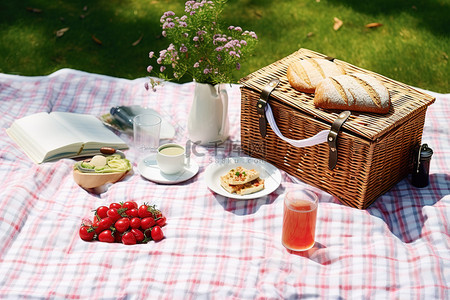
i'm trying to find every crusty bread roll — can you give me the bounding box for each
[287,58,346,93]
[313,73,391,114]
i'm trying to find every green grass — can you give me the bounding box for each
[0,0,448,92]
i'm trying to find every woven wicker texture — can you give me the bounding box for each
[240,48,435,141]
[239,49,435,209]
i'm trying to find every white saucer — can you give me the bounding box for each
[137,158,199,184]
[204,157,282,199]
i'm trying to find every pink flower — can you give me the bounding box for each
[149,51,154,58]
[243,31,258,39]
[147,65,153,73]
[160,66,166,72]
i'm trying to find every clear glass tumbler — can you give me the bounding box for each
[133,114,161,163]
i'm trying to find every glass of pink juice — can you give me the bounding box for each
[282,189,318,251]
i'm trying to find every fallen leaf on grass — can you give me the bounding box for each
[253,9,263,18]
[56,27,70,37]
[132,34,144,46]
[366,22,383,28]
[92,35,102,45]
[26,7,43,13]
[333,17,343,31]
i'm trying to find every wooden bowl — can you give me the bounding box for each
[73,169,129,189]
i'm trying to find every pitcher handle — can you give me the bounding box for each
[217,84,228,137]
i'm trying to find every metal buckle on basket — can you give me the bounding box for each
[328,111,351,170]
[257,78,280,138]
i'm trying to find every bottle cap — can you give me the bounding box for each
[419,144,433,160]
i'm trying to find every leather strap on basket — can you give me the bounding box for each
[258,80,351,170]
[327,111,351,169]
[257,79,280,138]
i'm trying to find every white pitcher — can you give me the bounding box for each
[187,82,229,146]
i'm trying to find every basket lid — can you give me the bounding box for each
[239,48,436,141]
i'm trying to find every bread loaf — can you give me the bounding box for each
[287,58,346,93]
[313,73,391,114]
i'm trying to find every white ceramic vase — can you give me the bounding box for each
[187,82,229,145]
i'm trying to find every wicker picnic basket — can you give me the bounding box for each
[239,48,435,209]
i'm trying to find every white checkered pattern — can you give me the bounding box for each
[0,69,448,299]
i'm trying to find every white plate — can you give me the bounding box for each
[137,158,199,184]
[204,157,282,199]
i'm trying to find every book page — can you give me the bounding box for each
[50,112,127,148]
[10,112,83,154]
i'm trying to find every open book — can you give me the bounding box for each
[7,111,128,164]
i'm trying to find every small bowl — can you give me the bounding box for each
[73,169,129,190]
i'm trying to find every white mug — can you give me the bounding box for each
[156,143,186,174]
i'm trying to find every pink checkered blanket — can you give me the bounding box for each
[0,69,448,299]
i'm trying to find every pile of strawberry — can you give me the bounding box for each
[79,201,166,245]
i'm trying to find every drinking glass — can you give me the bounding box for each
[133,114,161,163]
[282,189,318,251]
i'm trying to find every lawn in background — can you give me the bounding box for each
[0,0,448,92]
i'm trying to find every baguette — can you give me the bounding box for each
[313,73,391,114]
[287,58,346,93]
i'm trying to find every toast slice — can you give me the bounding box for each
[220,176,265,196]
[223,166,260,185]
[237,178,265,195]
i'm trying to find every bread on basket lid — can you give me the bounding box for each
[287,57,346,93]
[314,73,391,114]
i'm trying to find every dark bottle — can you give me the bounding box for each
[411,144,433,188]
[110,106,134,129]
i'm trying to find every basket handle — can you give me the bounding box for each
[265,101,351,170]
[265,104,329,147]
[258,78,351,169]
